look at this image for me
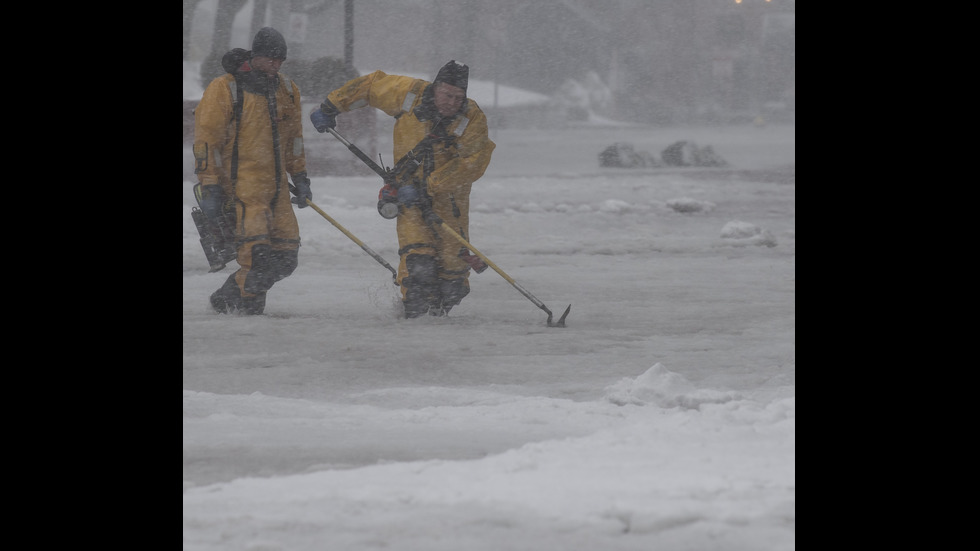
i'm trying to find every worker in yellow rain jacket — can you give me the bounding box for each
[193,27,313,315]
[310,60,496,318]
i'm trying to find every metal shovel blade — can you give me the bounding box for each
[547,304,571,328]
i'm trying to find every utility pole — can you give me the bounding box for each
[251,0,267,36]
[344,0,353,66]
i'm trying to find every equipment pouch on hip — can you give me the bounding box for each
[192,183,237,272]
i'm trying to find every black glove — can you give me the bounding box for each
[395,183,420,206]
[459,249,489,273]
[290,172,312,207]
[198,184,226,220]
[309,100,339,133]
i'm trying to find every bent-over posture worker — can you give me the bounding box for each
[310,60,495,318]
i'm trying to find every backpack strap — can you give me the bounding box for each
[265,79,284,208]
[219,47,251,187]
[228,76,245,188]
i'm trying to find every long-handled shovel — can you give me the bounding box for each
[426,210,570,327]
[290,184,398,284]
[324,127,571,327]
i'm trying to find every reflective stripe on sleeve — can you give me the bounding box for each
[453,116,469,136]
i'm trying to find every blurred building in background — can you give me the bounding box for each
[184,0,794,129]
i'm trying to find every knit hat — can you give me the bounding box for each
[251,27,287,60]
[433,60,468,91]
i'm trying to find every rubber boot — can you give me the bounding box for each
[402,254,440,318]
[436,277,469,316]
[403,285,439,318]
[240,292,266,315]
[427,298,447,317]
[210,273,242,314]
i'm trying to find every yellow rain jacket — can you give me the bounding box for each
[194,70,307,296]
[326,71,495,300]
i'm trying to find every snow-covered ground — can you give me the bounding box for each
[183,66,794,550]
